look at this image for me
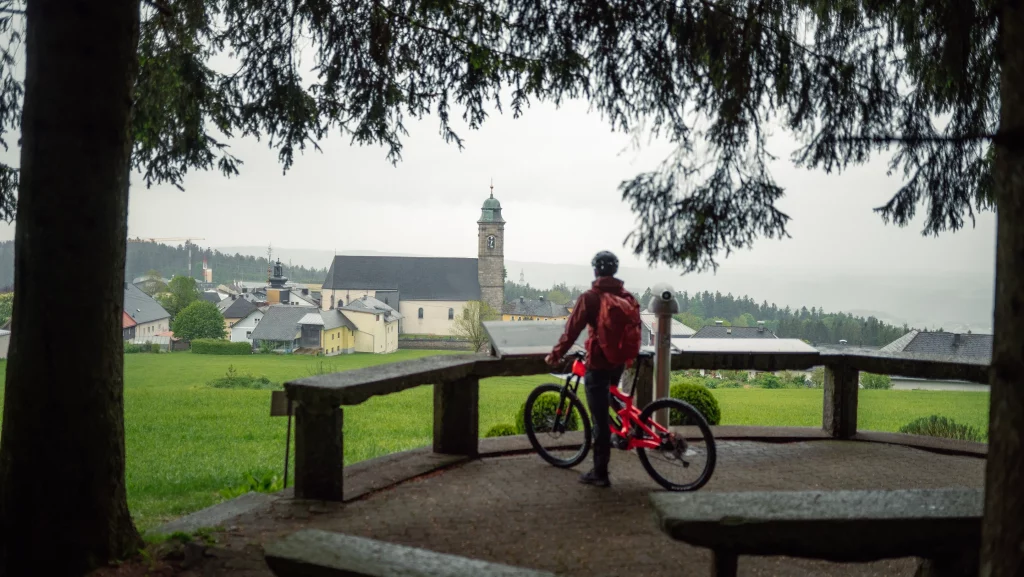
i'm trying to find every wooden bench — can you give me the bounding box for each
[264,529,555,577]
[650,488,982,577]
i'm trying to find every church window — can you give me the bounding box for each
[448,308,454,320]
[418,308,424,319]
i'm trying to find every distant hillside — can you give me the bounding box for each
[0,240,330,286]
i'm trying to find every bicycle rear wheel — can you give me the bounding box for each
[635,399,716,491]
[523,383,592,468]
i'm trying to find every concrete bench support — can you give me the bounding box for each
[823,363,858,439]
[293,403,344,501]
[652,488,982,577]
[433,376,479,457]
[264,529,554,577]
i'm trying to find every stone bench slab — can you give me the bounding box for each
[651,488,982,562]
[264,529,555,577]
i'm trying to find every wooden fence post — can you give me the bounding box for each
[633,355,656,409]
[433,376,479,457]
[293,402,344,501]
[823,363,859,439]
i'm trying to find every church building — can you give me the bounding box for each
[319,190,506,336]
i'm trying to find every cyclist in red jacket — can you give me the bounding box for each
[545,251,641,488]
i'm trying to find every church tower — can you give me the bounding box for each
[478,185,505,315]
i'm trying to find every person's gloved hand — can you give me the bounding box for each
[544,353,559,367]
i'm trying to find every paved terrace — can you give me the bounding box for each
[150,431,985,577]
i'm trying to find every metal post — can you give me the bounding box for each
[648,283,679,427]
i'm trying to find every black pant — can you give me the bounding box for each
[584,366,625,478]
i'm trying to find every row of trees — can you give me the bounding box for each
[0,241,331,289]
[124,242,328,284]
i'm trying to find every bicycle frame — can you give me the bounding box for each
[562,353,670,451]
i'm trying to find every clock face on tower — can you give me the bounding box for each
[487,235,495,249]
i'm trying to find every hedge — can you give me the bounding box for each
[191,339,252,355]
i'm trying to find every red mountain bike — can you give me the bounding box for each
[523,350,717,491]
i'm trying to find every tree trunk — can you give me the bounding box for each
[981,2,1024,575]
[0,0,142,574]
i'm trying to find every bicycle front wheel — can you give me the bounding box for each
[635,398,717,491]
[523,383,592,468]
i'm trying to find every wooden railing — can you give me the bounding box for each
[283,345,990,501]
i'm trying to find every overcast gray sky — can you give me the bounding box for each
[0,94,997,329]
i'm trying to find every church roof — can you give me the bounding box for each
[321,256,481,301]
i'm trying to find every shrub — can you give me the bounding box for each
[861,373,893,390]
[219,470,284,499]
[515,392,581,434]
[484,423,518,438]
[899,415,984,442]
[809,367,825,388]
[755,374,784,389]
[258,340,275,354]
[192,339,251,355]
[718,380,744,389]
[718,370,748,383]
[668,381,722,426]
[208,365,278,390]
[125,341,160,354]
[778,371,808,387]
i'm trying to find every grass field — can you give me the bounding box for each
[0,351,991,533]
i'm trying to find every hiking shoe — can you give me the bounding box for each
[578,470,611,488]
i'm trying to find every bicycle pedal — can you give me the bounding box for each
[610,436,628,450]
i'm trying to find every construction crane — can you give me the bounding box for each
[127,236,206,279]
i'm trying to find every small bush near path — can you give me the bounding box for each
[899,415,983,442]
[218,470,284,499]
[484,423,518,437]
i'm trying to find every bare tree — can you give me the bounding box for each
[451,301,499,353]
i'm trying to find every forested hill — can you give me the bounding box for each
[0,240,330,287]
[506,280,913,347]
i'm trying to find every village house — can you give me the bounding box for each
[502,296,571,321]
[124,282,171,338]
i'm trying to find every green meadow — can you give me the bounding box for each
[0,352,990,532]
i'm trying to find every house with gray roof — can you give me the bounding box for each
[692,322,777,339]
[248,304,366,354]
[216,295,258,328]
[124,282,171,339]
[319,191,507,337]
[503,296,571,320]
[639,312,696,346]
[880,330,992,361]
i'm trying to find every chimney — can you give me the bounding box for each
[715,320,724,326]
[953,333,962,347]
[726,328,732,334]
[519,296,525,303]
[539,295,545,301]
[757,320,765,332]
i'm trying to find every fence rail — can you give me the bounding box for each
[283,344,990,501]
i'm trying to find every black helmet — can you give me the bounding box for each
[591,251,619,277]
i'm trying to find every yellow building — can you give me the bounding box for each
[502,296,572,322]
